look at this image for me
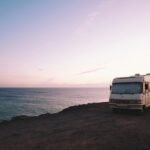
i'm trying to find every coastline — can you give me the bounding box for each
[0,102,150,150]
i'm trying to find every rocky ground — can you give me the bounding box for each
[0,102,150,150]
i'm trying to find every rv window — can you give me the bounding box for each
[145,83,149,90]
[111,82,142,94]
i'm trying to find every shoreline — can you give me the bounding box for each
[0,101,107,123]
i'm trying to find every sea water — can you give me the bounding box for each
[0,88,109,121]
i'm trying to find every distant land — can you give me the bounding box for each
[0,83,109,88]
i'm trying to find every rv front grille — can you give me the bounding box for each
[110,99,141,104]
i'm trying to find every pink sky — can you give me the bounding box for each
[1,0,150,87]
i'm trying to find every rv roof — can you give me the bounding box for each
[113,75,150,83]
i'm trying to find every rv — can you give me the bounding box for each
[109,74,150,111]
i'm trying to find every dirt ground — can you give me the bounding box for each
[0,102,150,150]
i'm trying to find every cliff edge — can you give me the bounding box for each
[0,102,150,150]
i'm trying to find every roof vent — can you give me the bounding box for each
[135,73,140,76]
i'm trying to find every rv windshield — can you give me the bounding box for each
[111,82,142,94]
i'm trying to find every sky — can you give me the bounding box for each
[0,0,150,87]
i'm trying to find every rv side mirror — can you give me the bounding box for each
[110,85,112,90]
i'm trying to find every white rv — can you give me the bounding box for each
[109,74,150,111]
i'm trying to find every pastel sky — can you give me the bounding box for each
[1,0,150,87]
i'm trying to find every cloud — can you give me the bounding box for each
[78,67,104,75]
[76,10,100,34]
[76,0,116,34]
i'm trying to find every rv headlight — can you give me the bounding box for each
[136,100,142,104]
[129,100,141,104]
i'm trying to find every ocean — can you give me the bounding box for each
[0,88,109,121]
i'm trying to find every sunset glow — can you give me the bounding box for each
[1,0,150,87]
